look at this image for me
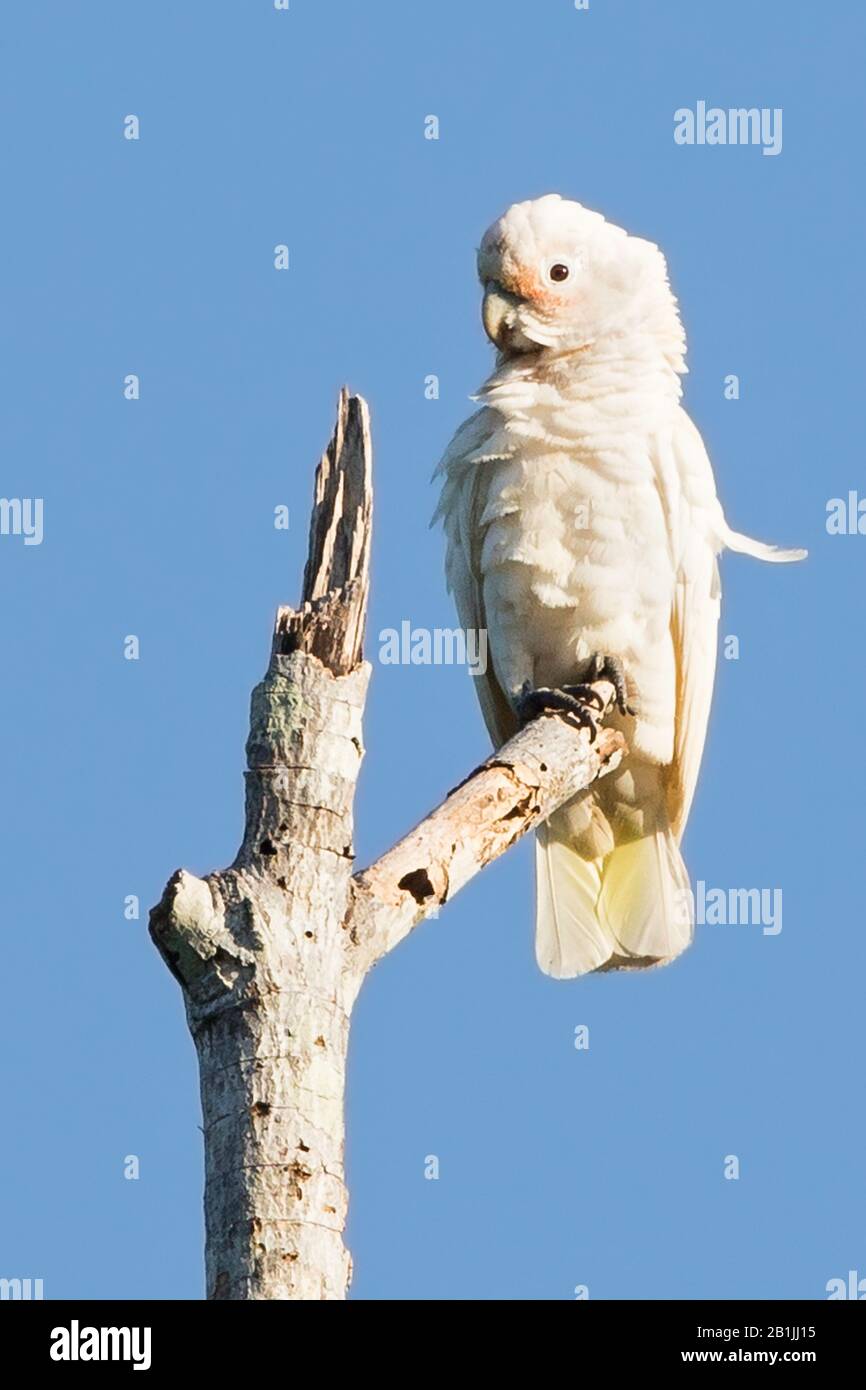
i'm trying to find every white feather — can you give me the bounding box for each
[723,527,808,563]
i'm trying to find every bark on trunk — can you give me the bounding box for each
[150,389,625,1300]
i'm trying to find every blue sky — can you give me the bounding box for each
[1,0,863,1300]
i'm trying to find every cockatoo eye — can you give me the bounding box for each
[548,262,570,283]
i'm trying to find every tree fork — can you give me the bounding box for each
[150,388,626,1300]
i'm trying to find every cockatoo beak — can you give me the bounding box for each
[481,281,522,348]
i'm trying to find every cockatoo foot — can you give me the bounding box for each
[515,681,603,741]
[583,652,636,717]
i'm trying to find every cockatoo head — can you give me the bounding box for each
[477,194,682,361]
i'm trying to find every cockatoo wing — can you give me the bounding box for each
[663,412,724,842]
[433,408,518,749]
[663,411,807,842]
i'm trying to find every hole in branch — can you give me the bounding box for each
[398,868,436,904]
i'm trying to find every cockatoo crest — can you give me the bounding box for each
[478,193,686,372]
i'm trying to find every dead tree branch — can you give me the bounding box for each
[150,388,625,1300]
[346,702,623,971]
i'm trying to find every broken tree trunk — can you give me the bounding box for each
[150,388,625,1300]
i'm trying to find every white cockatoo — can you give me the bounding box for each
[434,194,805,978]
